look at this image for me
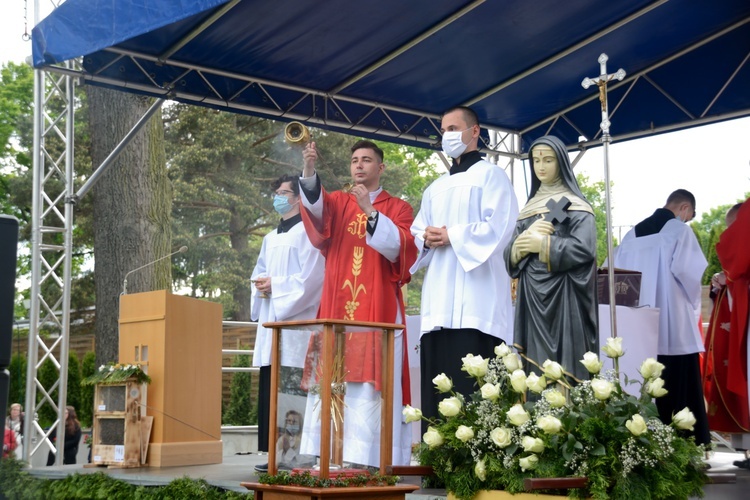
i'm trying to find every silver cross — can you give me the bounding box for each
[581,53,626,136]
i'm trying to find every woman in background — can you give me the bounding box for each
[5,403,24,459]
[46,406,81,465]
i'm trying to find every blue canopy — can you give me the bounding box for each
[32,0,750,153]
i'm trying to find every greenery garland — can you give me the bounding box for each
[258,470,399,488]
[81,362,151,386]
[0,458,248,499]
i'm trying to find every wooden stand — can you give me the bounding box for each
[119,290,223,467]
[266,319,399,478]
[243,319,415,499]
[90,378,151,468]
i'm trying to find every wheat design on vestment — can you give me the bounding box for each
[342,246,366,320]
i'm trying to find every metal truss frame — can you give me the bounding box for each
[44,47,521,161]
[523,14,750,148]
[24,31,76,466]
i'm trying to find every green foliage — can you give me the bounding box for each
[0,458,45,499]
[78,351,97,427]
[0,62,33,174]
[37,358,59,427]
[165,105,298,320]
[259,470,398,488]
[8,352,26,411]
[378,141,440,211]
[222,352,256,426]
[146,476,249,499]
[66,352,82,416]
[576,173,614,266]
[690,195,748,284]
[43,471,137,499]
[34,354,86,428]
[0,459,250,499]
[164,103,435,319]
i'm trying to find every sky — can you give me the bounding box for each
[3,2,749,231]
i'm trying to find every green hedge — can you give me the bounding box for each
[0,458,251,499]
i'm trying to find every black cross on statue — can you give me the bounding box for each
[544,196,571,224]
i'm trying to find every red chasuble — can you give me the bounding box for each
[704,285,750,432]
[301,187,417,404]
[706,199,750,431]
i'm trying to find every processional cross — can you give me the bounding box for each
[581,54,626,137]
[581,53,625,340]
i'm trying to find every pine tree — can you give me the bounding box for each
[78,351,97,427]
[222,352,256,426]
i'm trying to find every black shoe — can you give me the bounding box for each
[733,459,750,470]
[254,462,268,473]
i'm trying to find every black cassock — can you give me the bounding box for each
[504,210,598,381]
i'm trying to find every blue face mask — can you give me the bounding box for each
[273,194,295,215]
[286,424,300,435]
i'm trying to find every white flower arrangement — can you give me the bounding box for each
[408,339,707,500]
[82,362,151,386]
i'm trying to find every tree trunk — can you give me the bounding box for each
[229,209,251,321]
[87,87,171,364]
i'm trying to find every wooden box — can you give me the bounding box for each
[597,268,642,307]
[91,379,149,467]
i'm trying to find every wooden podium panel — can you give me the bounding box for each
[119,290,223,466]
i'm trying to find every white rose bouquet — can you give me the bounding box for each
[411,342,707,500]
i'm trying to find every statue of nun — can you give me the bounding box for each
[503,135,598,381]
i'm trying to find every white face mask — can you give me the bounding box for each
[441,129,469,158]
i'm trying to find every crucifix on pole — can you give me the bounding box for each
[581,53,625,339]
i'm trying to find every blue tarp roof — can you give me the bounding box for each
[32,0,750,154]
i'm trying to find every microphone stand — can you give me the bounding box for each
[122,246,187,295]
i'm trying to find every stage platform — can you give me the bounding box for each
[26,448,750,499]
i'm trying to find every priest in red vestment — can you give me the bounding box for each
[704,201,750,435]
[297,139,418,467]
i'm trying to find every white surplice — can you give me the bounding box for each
[251,221,325,368]
[613,219,707,355]
[410,160,519,342]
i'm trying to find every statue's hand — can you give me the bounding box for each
[528,218,554,235]
[514,231,545,255]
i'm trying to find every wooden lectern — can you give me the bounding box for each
[119,290,223,467]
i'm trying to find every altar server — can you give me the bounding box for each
[411,106,518,435]
[251,174,325,472]
[613,189,710,445]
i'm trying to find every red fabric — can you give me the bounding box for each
[703,286,750,432]
[3,428,17,458]
[301,188,417,404]
[715,199,750,398]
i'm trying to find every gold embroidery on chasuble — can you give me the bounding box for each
[347,213,368,239]
[341,213,369,319]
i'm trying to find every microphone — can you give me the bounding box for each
[122,246,188,295]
